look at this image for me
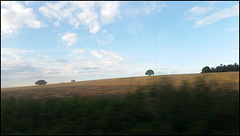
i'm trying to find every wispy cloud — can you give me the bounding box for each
[228,27,238,31]
[99,1,120,24]
[39,2,68,20]
[25,1,35,5]
[1,47,203,88]
[68,48,124,68]
[1,1,42,35]
[1,48,130,88]
[89,49,123,67]
[39,1,100,33]
[194,4,239,27]
[98,35,114,45]
[39,1,121,34]
[53,21,60,27]
[1,48,35,61]
[73,49,85,54]
[142,1,166,14]
[97,30,114,45]
[75,3,100,34]
[188,7,213,15]
[208,1,219,6]
[185,7,213,20]
[61,32,77,46]
[125,1,166,16]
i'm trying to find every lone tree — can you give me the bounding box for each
[145,69,154,76]
[201,66,211,73]
[35,80,47,85]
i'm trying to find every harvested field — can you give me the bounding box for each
[1,72,239,99]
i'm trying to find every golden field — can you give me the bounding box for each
[1,72,239,99]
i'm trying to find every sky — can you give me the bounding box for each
[1,1,239,88]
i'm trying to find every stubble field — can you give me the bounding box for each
[1,72,239,99]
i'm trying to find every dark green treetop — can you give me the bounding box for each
[145,69,154,76]
[35,80,47,85]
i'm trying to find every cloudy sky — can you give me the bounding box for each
[1,1,239,88]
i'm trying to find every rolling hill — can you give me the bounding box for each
[1,72,239,99]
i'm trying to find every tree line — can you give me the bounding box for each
[202,63,239,73]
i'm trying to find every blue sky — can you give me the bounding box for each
[1,1,239,88]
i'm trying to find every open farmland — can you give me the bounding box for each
[1,72,239,99]
[2,71,239,135]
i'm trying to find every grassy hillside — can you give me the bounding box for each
[1,72,239,99]
[1,77,239,135]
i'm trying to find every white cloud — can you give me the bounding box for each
[228,27,238,31]
[1,48,39,88]
[39,2,68,20]
[1,1,42,35]
[142,1,166,14]
[185,7,214,21]
[73,49,85,54]
[99,1,120,24]
[2,48,185,88]
[1,48,130,88]
[70,1,95,9]
[67,48,87,57]
[90,50,103,59]
[39,1,101,33]
[53,21,60,27]
[98,34,114,45]
[25,1,35,5]
[208,1,219,6]
[69,1,98,32]
[61,32,77,46]
[195,4,239,27]
[97,30,114,45]
[1,48,79,88]
[43,55,50,59]
[188,7,213,15]
[38,1,122,34]
[97,40,105,44]
[89,49,123,68]
[1,48,35,61]
[125,1,166,16]
[68,48,124,69]
[102,30,107,34]
[76,7,100,33]
[1,48,35,55]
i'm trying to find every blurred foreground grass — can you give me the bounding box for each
[1,78,239,135]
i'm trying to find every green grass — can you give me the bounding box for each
[1,79,239,135]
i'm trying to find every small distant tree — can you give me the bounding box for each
[35,80,47,85]
[71,80,76,82]
[145,69,154,76]
[201,66,211,73]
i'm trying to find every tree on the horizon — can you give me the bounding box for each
[35,80,47,85]
[145,69,154,76]
[201,66,211,73]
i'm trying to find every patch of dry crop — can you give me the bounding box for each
[1,72,239,99]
